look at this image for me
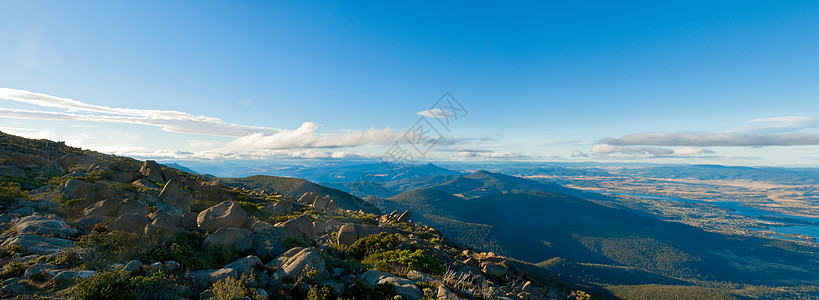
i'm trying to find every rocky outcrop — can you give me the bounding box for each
[158,179,191,214]
[270,247,330,281]
[380,210,412,223]
[188,268,237,288]
[203,227,253,252]
[297,192,319,206]
[108,213,150,234]
[277,214,314,241]
[139,160,165,182]
[336,223,400,246]
[83,199,123,217]
[251,227,297,260]
[61,179,116,203]
[2,234,74,254]
[117,198,150,216]
[264,201,292,216]
[361,270,423,300]
[196,201,247,233]
[337,224,357,246]
[224,255,262,276]
[13,214,78,238]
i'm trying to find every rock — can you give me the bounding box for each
[62,179,115,203]
[256,288,269,300]
[407,270,442,285]
[140,160,165,182]
[224,255,262,276]
[437,285,453,299]
[278,214,314,241]
[131,179,159,189]
[203,228,253,252]
[117,198,150,216]
[264,201,292,216]
[157,179,179,200]
[337,224,357,246]
[326,200,338,211]
[188,268,237,288]
[41,161,65,177]
[398,210,412,222]
[83,199,123,217]
[2,234,74,255]
[14,214,78,238]
[123,260,143,273]
[482,263,508,277]
[251,221,274,233]
[251,228,296,260]
[272,247,330,281]
[312,196,331,210]
[361,270,423,300]
[74,215,108,230]
[23,262,54,279]
[197,201,247,233]
[181,212,198,231]
[52,270,96,282]
[297,192,318,206]
[8,206,34,217]
[108,213,150,234]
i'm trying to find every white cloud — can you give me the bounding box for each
[590,144,713,157]
[571,150,588,157]
[225,122,398,150]
[417,109,454,119]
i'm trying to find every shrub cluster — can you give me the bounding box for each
[67,269,171,300]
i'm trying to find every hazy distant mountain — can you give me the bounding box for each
[373,172,819,289]
[162,162,199,174]
[629,164,819,184]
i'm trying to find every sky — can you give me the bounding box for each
[1,1,819,166]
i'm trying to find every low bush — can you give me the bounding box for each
[346,232,400,260]
[365,249,443,275]
[136,232,235,271]
[340,280,397,300]
[77,231,144,263]
[67,269,172,300]
[210,275,259,300]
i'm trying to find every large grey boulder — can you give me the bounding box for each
[83,199,123,217]
[264,201,292,216]
[144,211,184,241]
[251,227,296,260]
[1,234,74,255]
[158,179,191,214]
[14,214,77,238]
[52,270,96,282]
[361,270,423,300]
[197,201,247,233]
[117,198,150,216]
[188,268,237,288]
[270,247,329,281]
[277,214,313,241]
[140,160,165,182]
[337,224,357,246]
[312,196,331,210]
[108,213,150,234]
[224,255,262,276]
[297,192,318,206]
[203,227,253,252]
[157,178,178,200]
[61,179,115,203]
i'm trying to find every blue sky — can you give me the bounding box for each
[1,1,819,166]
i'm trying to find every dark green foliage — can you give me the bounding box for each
[0,180,28,207]
[0,261,28,280]
[210,275,259,300]
[340,280,397,300]
[307,285,338,300]
[77,231,144,263]
[282,236,308,249]
[67,269,171,300]
[136,232,235,271]
[346,232,399,260]
[366,249,443,275]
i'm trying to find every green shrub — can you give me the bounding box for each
[340,280,397,300]
[0,261,29,280]
[307,285,338,300]
[210,276,259,300]
[77,231,144,263]
[67,269,172,300]
[282,236,308,249]
[347,232,399,260]
[0,181,28,207]
[136,232,235,271]
[366,249,443,275]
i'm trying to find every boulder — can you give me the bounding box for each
[251,221,274,233]
[360,270,423,300]
[145,211,184,241]
[326,200,338,211]
[23,263,55,279]
[157,179,179,201]
[62,179,115,203]
[74,215,108,231]
[278,214,314,241]
[203,228,253,252]
[158,179,191,214]
[251,227,296,260]
[398,210,412,223]
[14,214,78,238]
[482,263,508,277]
[180,212,198,231]
[407,270,442,285]
[297,192,318,206]
[197,201,247,233]
[188,268,237,288]
[108,213,150,234]
[337,224,357,246]
[131,179,159,189]
[140,160,165,182]
[224,255,262,276]
[123,260,143,273]
[272,247,329,281]
[312,196,331,210]
[117,198,150,216]
[264,201,292,216]
[2,234,74,255]
[83,199,123,217]
[52,270,96,282]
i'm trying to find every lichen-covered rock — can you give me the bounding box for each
[277,214,314,241]
[83,199,123,217]
[197,201,247,233]
[2,234,74,255]
[108,213,150,234]
[14,214,77,238]
[140,160,165,182]
[271,247,330,281]
[203,227,253,252]
[224,255,262,276]
[337,224,357,246]
[361,270,423,300]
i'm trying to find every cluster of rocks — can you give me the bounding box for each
[379,209,412,223]
[296,192,339,211]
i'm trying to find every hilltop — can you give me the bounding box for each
[0,131,586,299]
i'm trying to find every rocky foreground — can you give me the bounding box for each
[0,132,588,299]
